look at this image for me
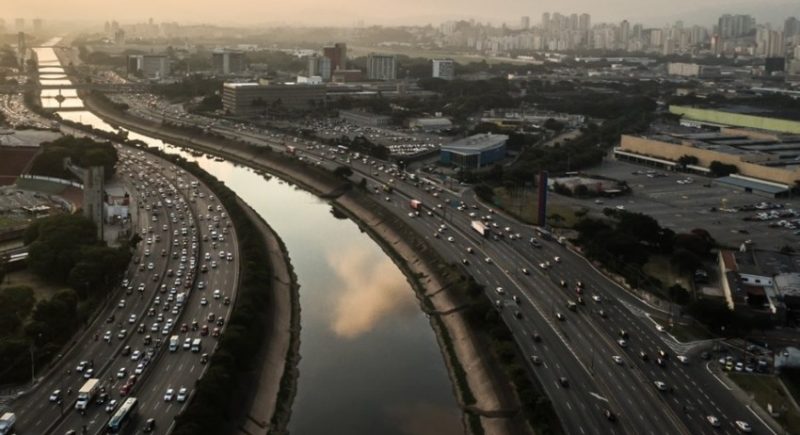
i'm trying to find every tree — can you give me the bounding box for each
[668,284,691,305]
[333,165,353,179]
[677,155,699,167]
[709,161,738,177]
[544,118,565,132]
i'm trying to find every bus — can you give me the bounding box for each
[107,397,137,433]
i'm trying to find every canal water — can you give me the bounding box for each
[33,44,462,435]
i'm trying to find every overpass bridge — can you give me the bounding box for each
[0,83,153,94]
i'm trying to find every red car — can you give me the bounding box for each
[200,325,209,336]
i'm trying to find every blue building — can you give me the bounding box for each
[439,133,508,169]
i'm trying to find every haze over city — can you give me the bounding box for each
[2,0,799,26]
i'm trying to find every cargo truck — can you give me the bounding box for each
[0,413,15,435]
[471,220,488,237]
[75,378,100,410]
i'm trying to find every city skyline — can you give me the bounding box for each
[2,0,798,27]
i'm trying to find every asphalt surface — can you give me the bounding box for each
[10,146,240,435]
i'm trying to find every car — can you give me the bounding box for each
[135,363,145,375]
[619,330,629,339]
[559,279,567,287]
[164,388,175,401]
[466,247,473,254]
[104,399,118,413]
[128,314,137,324]
[521,267,529,275]
[592,295,602,303]
[656,324,665,332]
[532,332,541,342]
[553,256,561,263]
[654,381,668,391]
[640,351,648,361]
[121,345,131,356]
[461,258,469,265]
[612,355,623,365]
[213,289,221,299]
[118,299,126,308]
[558,377,569,388]
[513,310,522,319]
[539,262,548,270]
[200,353,209,364]
[484,257,492,264]
[605,409,616,422]
[177,387,188,402]
[117,329,127,339]
[131,350,142,361]
[735,421,752,432]
[143,418,156,432]
[103,331,112,342]
[706,415,721,427]
[223,296,231,305]
[617,339,627,348]
[84,368,94,379]
[656,357,665,367]
[512,295,520,304]
[530,355,542,365]
[556,312,565,321]
[117,367,127,379]
[76,360,89,372]
[49,389,61,402]
[495,287,505,295]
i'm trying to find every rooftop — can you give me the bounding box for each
[441,133,508,154]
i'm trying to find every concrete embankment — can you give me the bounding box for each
[83,95,528,435]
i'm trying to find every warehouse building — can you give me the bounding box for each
[440,133,508,169]
[222,82,326,116]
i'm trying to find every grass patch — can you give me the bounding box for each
[642,255,690,291]
[491,187,581,228]
[666,322,714,343]
[3,269,67,305]
[729,373,800,432]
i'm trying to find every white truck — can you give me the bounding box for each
[169,335,179,352]
[176,292,186,307]
[0,413,15,435]
[75,378,100,410]
[191,338,202,353]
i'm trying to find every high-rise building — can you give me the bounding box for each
[569,14,579,31]
[579,13,591,32]
[718,14,755,39]
[520,16,530,30]
[542,13,550,31]
[127,54,170,80]
[212,50,247,75]
[14,18,24,31]
[432,58,455,80]
[786,17,800,39]
[32,19,42,33]
[307,55,331,81]
[323,42,347,71]
[619,20,631,50]
[366,54,397,80]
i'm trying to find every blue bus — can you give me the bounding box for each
[107,397,137,433]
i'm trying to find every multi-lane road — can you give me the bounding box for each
[53,88,777,434]
[10,145,240,435]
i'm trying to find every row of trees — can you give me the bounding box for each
[29,135,118,181]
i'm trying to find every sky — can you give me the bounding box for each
[2,0,798,27]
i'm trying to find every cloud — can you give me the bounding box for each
[327,244,417,338]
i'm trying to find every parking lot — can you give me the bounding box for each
[556,159,800,249]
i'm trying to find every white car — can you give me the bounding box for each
[135,363,145,375]
[706,415,720,427]
[118,299,126,308]
[49,389,61,402]
[592,295,602,303]
[131,350,142,361]
[447,236,454,243]
[612,355,623,365]
[213,289,221,299]
[677,355,689,364]
[176,387,188,402]
[495,287,505,295]
[655,324,665,332]
[735,421,752,432]
[164,388,175,402]
[654,381,668,391]
[128,314,137,324]
[200,298,208,306]
[117,367,127,379]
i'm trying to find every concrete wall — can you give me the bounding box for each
[619,135,800,185]
[671,106,800,134]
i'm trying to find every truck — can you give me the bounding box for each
[0,413,15,435]
[471,220,488,237]
[176,292,186,307]
[75,378,100,410]
[169,335,180,352]
[191,338,202,353]
[409,200,422,211]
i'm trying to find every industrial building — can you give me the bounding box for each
[432,59,455,80]
[366,54,397,80]
[221,82,326,116]
[667,63,721,78]
[671,105,800,135]
[212,49,246,75]
[127,54,170,80]
[439,133,508,169]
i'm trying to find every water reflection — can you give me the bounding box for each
[327,245,418,339]
[387,402,463,435]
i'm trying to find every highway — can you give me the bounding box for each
[74,93,773,434]
[10,145,240,435]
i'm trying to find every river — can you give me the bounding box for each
[31,44,462,435]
